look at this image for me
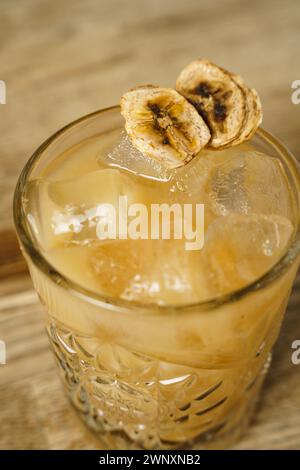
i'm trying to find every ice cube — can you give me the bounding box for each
[122,240,208,304]
[27,169,143,251]
[45,244,100,291]
[209,151,293,218]
[24,179,73,250]
[169,152,215,200]
[200,213,294,295]
[75,239,209,304]
[165,151,216,230]
[48,168,139,208]
[103,131,171,182]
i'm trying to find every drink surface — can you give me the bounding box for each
[24,127,295,305]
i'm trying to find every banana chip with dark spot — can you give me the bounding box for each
[120,86,211,169]
[229,72,263,146]
[176,59,258,148]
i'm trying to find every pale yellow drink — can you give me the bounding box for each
[15,107,300,449]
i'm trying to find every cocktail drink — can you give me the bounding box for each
[14,61,300,449]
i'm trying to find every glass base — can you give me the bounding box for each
[47,318,271,450]
[73,395,258,450]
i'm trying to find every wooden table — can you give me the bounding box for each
[1,0,300,450]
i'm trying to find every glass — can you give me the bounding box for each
[14,106,300,449]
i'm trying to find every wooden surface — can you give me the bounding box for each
[1,0,300,450]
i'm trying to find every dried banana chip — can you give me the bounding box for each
[120,86,211,169]
[228,72,262,146]
[176,59,248,148]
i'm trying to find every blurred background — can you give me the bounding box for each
[0,0,300,450]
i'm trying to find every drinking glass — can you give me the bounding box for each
[14,107,300,449]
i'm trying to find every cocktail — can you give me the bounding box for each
[14,60,300,449]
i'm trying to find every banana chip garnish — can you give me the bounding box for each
[120,61,262,166]
[176,59,262,148]
[120,86,211,169]
[229,72,263,145]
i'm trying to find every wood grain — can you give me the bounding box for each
[0,230,28,280]
[0,0,300,450]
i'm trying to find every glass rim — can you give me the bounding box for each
[13,105,300,314]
